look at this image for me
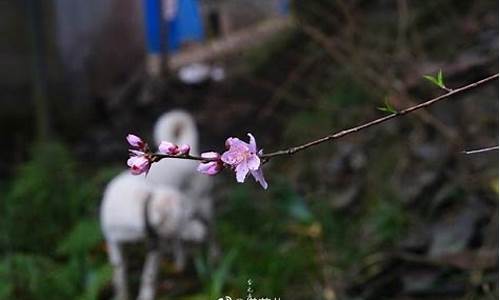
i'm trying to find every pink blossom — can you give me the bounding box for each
[127,155,151,175]
[221,133,268,189]
[158,141,179,155]
[197,161,222,175]
[128,149,145,156]
[201,151,220,160]
[178,144,191,155]
[197,152,223,175]
[127,134,145,149]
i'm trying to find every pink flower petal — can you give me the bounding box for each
[127,156,150,175]
[250,168,268,189]
[247,133,257,153]
[225,137,238,149]
[246,154,260,171]
[221,149,244,165]
[222,133,269,188]
[201,151,220,160]
[197,161,222,175]
[178,144,191,155]
[127,134,144,148]
[129,149,145,156]
[231,138,249,151]
[127,156,135,167]
[158,141,178,155]
[235,162,249,183]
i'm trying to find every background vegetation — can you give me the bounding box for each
[0,0,498,299]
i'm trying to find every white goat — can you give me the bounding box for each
[100,110,214,300]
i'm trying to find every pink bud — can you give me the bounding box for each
[197,161,223,176]
[158,141,179,155]
[201,151,220,160]
[178,144,191,155]
[129,149,145,156]
[127,134,145,148]
[127,156,151,175]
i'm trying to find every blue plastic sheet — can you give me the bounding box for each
[167,0,205,52]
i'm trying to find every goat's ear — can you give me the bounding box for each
[153,110,199,152]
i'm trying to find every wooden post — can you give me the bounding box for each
[26,0,51,141]
[143,0,167,76]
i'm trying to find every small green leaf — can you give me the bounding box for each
[424,70,445,89]
[423,75,438,86]
[377,97,397,114]
[437,70,444,86]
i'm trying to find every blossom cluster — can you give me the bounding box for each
[126,134,151,175]
[126,133,268,189]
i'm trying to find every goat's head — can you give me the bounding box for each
[153,110,199,155]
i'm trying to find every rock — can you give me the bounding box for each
[429,199,489,258]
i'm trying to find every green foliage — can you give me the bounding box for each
[0,142,117,300]
[194,249,238,299]
[377,97,397,114]
[216,184,317,296]
[322,79,371,107]
[57,219,102,256]
[77,264,112,300]
[243,30,297,75]
[0,254,59,300]
[0,252,111,300]
[284,110,333,145]
[0,143,92,254]
[365,198,408,245]
[424,69,446,89]
[212,127,407,297]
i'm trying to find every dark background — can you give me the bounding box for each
[0,1,498,299]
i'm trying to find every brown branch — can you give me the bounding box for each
[300,21,461,143]
[153,153,213,162]
[260,73,499,159]
[462,145,499,155]
[147,73,497,165]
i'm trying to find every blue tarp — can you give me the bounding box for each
[167,0,205,52]
[144,0,204,54]
[144,0,163,53]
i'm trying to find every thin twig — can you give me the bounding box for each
[153,153,211,162]
[300,21,461,142]
[260,73,499,159]
[149,73,498,164]
[462,146,499,155]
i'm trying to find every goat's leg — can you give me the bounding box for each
[137,249,161,300]
[108,241,129,300]
[173,238,186,271]
[207,219,220,263]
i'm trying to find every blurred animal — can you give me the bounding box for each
[100,110,215,300]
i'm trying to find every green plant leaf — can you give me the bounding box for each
[437,69,444,86]
[424,70,445,89]
[57,219,103,256]
[195,249,238,298]
[377,97,397,114]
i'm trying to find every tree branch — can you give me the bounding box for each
[260,73,499,159]
[148,73,498,165]
[462,146,499,155]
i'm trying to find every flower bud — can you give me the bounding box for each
[158,141,179,155]
[178,144,191,155]
[127,134,145,149]
[197,161,223,176]
[201,151,221,160]
[127,155,151,175]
